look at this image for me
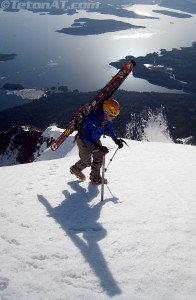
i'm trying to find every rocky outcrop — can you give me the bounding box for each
[0,125,53,166]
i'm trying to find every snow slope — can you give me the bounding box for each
[1,133,196,300]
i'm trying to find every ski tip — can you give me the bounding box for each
[51,143,58,151]
[124,60,136,72]
[130,60,136,69]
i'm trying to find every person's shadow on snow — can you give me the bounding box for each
[37,181,121,297]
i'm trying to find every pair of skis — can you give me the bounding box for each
[51,60,136,151]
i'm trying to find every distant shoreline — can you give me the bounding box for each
[0,54,17,62]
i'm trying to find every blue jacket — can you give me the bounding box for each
[81,108,117,145]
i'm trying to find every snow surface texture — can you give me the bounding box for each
[1,131,196,300]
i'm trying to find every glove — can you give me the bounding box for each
[95,144,109,154]
[114,138,124,149]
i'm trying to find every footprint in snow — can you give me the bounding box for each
[31,254,48,261]
[0,236,20,246]
[0,277,9,291]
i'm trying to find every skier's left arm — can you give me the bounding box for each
[105,122,124,149]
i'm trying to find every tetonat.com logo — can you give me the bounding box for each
[0,1,100,10]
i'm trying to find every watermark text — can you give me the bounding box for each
[1,1,100,11]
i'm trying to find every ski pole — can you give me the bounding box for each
[101,154,106,202]
[105,147,119,172]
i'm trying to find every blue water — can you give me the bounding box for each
[0,4,196,92]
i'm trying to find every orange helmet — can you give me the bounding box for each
[103,99,120,117]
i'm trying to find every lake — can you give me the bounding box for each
[0,3,196,93]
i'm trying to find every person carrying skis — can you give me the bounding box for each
[70,98,124,184]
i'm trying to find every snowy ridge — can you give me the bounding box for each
[35,126,77,161]
[1,135,196,300]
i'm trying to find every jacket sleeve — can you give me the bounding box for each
[105,121,117,140]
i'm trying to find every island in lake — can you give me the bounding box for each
[152,10,192,18]
[110,42,196,94]
[57,18,145,36]
[2,83,24,91]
